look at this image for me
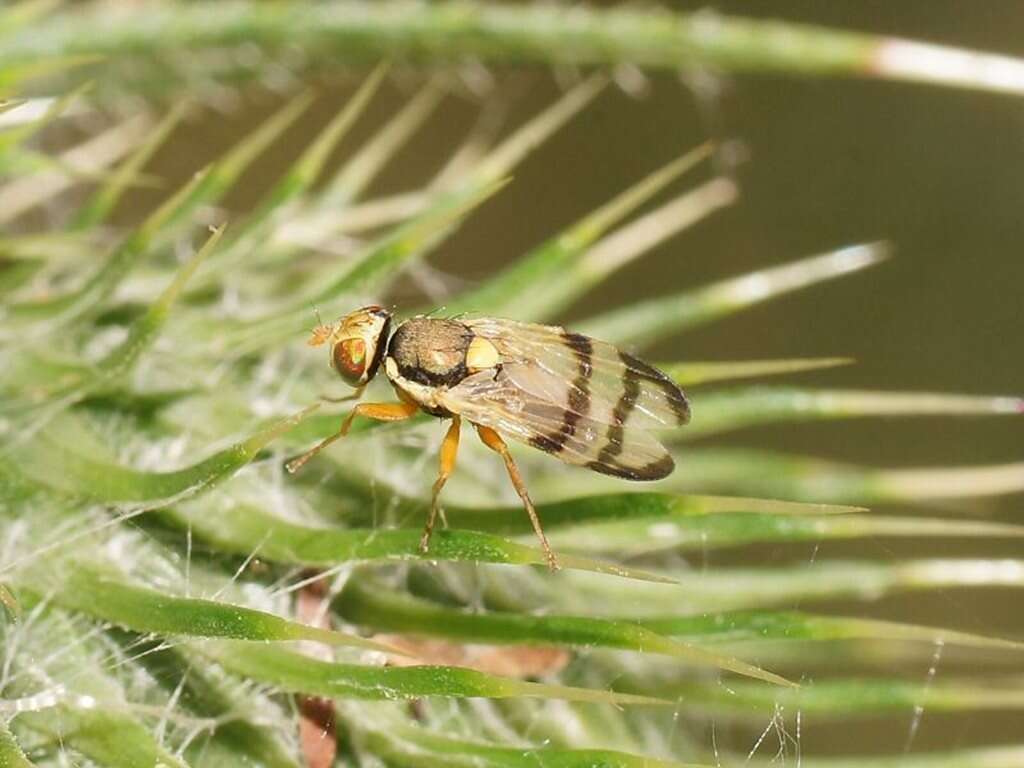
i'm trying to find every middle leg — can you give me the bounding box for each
[420,416,461,554]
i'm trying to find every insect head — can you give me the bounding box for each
[307,305,392,387]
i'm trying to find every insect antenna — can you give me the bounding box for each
[308,308,334,347]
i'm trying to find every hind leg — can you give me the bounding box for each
[475,425,558,572]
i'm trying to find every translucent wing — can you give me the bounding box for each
[439,368,674,480]
[439,318,690,480]
[464,316,690,429]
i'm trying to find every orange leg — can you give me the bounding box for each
[420,416,462,554]
[475,425,559,572]
[286,401,420,474]
[320,385,365,404]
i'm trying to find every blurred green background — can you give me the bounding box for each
[128,6,1023,495]
[17,1,1024,759]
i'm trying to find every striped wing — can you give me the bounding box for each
[439,317,690,480]
[465,317,691,430]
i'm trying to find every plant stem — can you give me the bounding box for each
[9,1,1024,96]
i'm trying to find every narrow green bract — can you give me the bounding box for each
[1,16,1021,766]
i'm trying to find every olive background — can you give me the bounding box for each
[126,2,1024,754]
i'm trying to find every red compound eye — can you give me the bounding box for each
[333,337,367,386]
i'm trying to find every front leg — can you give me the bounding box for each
[286,401,420,473]
[320,385,365,404]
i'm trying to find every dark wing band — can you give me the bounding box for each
[439,366,675,481]
[466,317,690,430]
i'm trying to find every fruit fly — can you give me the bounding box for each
[287,306,691,571]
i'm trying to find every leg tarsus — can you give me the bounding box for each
[475,425,559,572]
[421,417,461,554]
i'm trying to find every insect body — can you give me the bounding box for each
[287,306,691,571]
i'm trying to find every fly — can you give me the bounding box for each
[287,306,691,571]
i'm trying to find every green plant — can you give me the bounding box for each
[2,3,1023,766]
